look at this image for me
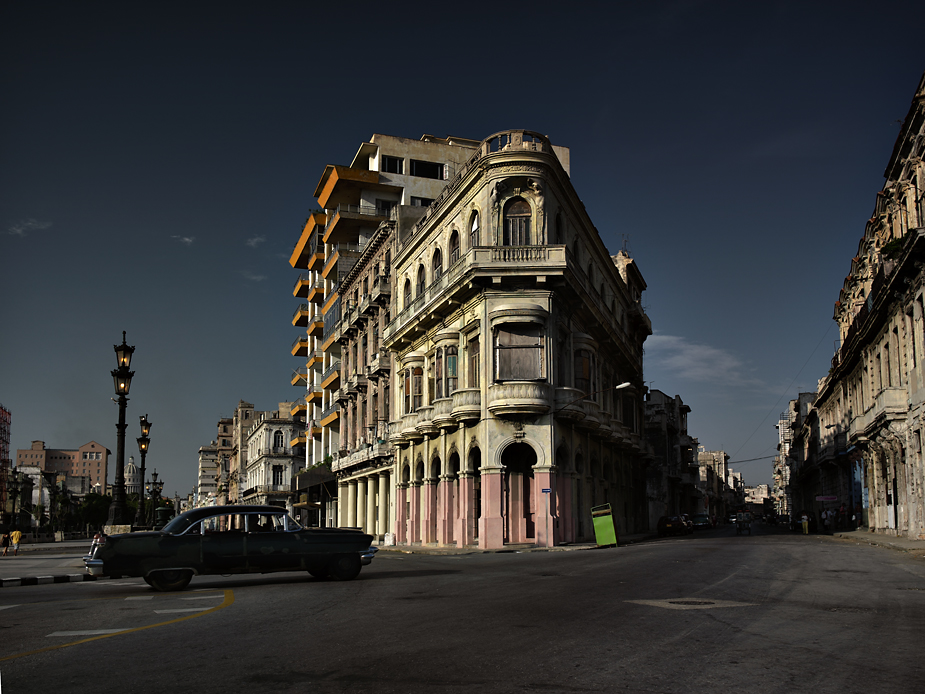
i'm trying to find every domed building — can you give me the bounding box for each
[125,456,141,496]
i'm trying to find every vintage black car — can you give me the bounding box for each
[84,505,376,591]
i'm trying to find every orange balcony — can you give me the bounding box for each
[290,400,307,418]
[320,406,340,428]
[292,304,310,327]
[293,273,312,298]
[307,314,325,338]
[314,165,400,211]
[321,362,341,391]
[291,335,309,357]
[291,367,308,387]
[288,213,326,269]
[291,433,307,448]
[306,385,323,405]
[306,280,325,304]
[322,204,388,245]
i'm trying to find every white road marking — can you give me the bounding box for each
[180,595,223,600]
[125,596,154,601]
[153,608,210,614]
[626,598,756,610]
[47,629,130,637]
[0,605,20,610]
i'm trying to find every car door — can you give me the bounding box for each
[245,512,302,572]
[200,513,246,573]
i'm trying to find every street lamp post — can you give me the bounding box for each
[135,415,152,527]
[107,332,135,527]
[146,469,164,527]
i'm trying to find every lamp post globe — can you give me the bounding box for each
[106,331,135,527]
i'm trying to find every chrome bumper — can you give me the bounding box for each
[84,558,105,576]
[360,546,378,566]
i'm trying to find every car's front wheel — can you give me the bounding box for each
[329,553,361,581]
[146,569,193,592]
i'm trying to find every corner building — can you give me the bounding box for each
[298,130,651,549]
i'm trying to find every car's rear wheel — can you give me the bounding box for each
[146,569,193,592]
[308,567,330,580]
[329,553,361,581]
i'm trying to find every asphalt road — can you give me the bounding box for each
[1,524,923,694]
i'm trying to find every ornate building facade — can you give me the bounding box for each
[805,72,925,538]
[292,129,652,548]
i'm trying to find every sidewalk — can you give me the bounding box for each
[831,528,925,558]
[375,531,657,556]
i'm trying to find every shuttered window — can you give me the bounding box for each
[495,325,544,381]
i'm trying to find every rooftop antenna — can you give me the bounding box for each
[621,234,631,256]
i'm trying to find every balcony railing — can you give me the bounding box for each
[487,382,551,417]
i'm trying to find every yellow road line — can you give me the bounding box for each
[0,589,235,662]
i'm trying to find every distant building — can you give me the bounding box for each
[241,403,304,510]
[197,441,219,505]
[15,440,109,490]
[644,390,699,525]
[125,456,141,496]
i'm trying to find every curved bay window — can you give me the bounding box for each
[495,324,544,381]
[402,367,424,413]
[446,346,458,393]
[574,349,593,395]
[432,346,459,400]
[503,198,531,246]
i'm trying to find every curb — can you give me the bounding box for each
[0,573,103,588]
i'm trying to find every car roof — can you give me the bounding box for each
[172,505,289,524]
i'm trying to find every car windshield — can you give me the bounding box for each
[162,513,195,534]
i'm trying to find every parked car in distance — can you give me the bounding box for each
[679,514,694,533]
[84,505,377,591]
[657,516,689,537]
[691,514,712,530]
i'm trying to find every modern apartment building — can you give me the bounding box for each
[291,129,652,548]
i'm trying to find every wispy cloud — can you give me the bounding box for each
[241,270,266,282]
[8,218,52,236]
[171,235,195,246]
[645,333,763,390]
[245,235,266,248]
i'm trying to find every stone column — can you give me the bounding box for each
[378,472,389,541]
[356,477,367,532]
[557,471,573,543]
[437,474,454,545]
[347,479,358,528]
[338,481,349,528]
[366,474,377,537]
[480,470,504,549]
[535,469,557,547]
[396,483,408,544]
[455,472,474,547]
[423,477,438,543]
[409,481,422,543]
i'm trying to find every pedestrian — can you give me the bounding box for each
[801,511,810,535]
[10,527,22,556]
[1,531,9,556]
[821,508,830,534]
[838,503,847,530]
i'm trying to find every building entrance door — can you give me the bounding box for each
[501,443,536,544]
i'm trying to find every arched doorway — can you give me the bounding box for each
[501,442,537,543]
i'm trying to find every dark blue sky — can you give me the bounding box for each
[2,1,924,493]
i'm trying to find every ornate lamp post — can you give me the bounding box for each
[146,469,164,526]
[135,414,152,527]
[107,332,135,526]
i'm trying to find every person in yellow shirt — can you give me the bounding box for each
[9,528,22,555]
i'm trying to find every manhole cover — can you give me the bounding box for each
[668,600,715,606]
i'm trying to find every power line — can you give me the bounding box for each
[730,322,833,461]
